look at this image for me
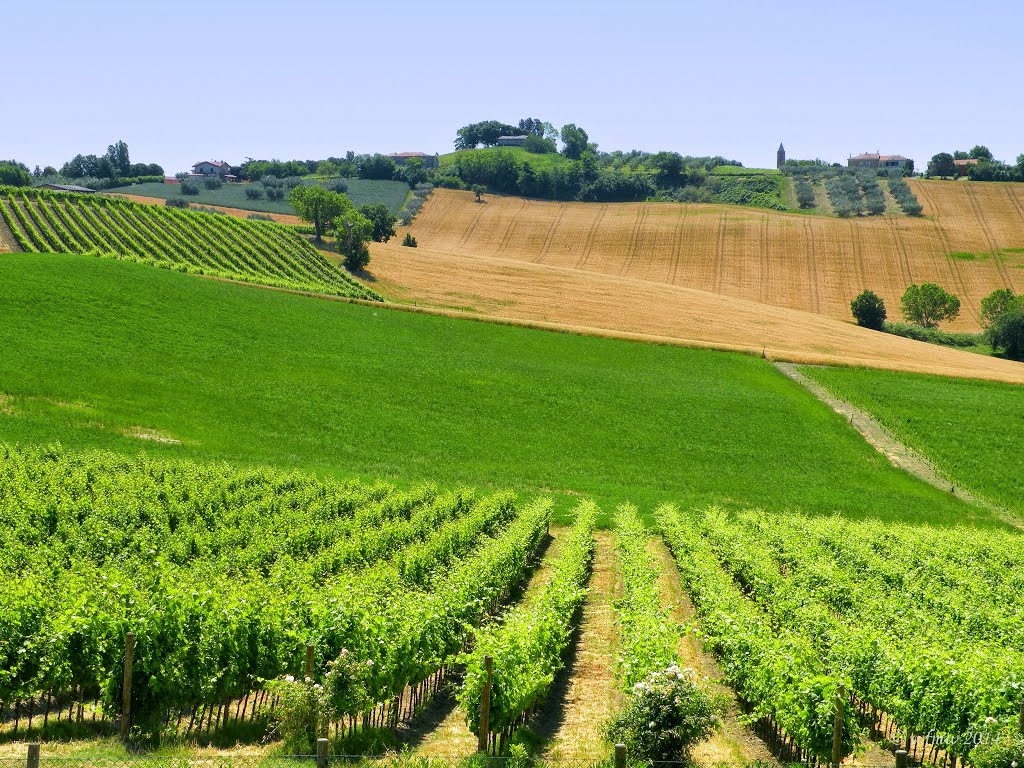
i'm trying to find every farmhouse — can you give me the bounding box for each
[190,160,238,181]
[496,135,528,147]
[387,152,439,169]
[954,158,979,174]
[35,183,96,193]
[848,153,912,171]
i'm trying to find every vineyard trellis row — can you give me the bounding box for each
[0,186,380,300]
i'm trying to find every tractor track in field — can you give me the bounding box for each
[775,362,1022,529]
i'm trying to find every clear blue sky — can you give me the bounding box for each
[5,0,1022,174]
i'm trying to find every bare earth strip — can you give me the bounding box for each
[0,216,17,252]
[647,539,776,765]
[366,242,1024,384]
[411,528,568,758]
[775,362,1021,529]
[404,186,1024,333]
[538,530,621,762]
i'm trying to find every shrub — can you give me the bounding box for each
[180,181,200,196]
[901,283,961,328]
[472,184,486,201]
[433,175,466,190]
[795,179,816,208]
[980,288,1020,328]
[165,198,190,209]
[266,187,285,201]
[261,174,283,188]
[884,322,982,349]
[988,308,1024,360]
[971,724,1024,768]
[247,213,273,221]
[284,176,304,189]
[324,179,348,194]
[851,289,887,330]
[607,666,722,760]
[244,186,264,200]
[266,675,330,754]
[203,178,223,190]
[402,232,417,247]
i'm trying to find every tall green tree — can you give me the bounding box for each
[850,289,887,330]
[105,140,131,177]
[927,153,956,178]
[358,203,397,243]
[980,288,1021,328]
[0,161,31,187]
[969,145,994,161]
[900,283,961,328]
[289,185,349,243]
[987,308,1024,360]
[334,209,374,271]
[560,124,591,160]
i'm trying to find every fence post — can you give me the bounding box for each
[615,742,626,768]
[831,684,844,767]
[305,644,314,680]
[27,743,40,768]
[477,655,493,752]
[1019,696,1024,734]
[316,737,328,768]
[896,749,908,768]
[120,632,135,739]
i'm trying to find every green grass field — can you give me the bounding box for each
[709,165,781,176]
[107,179,411,215]
[439,147,570,171]
[803,366,1024,514]
[0,252,995,528]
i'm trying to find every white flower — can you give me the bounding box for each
[304,676,312,683]
[284,675,295,683]
[985,717,997,725]
[366,659,374,666]
[1010,761,1017,768]
[633,682,646,692]
[314,684,323,691]
[649,721,656,729]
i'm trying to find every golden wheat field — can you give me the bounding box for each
[402,182,1024,331]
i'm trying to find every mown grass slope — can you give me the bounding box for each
[0,186,379,299]
[803,366,1024,514]
[0,252,995,526]
[404,184,1024,332]
[107,178,411,214]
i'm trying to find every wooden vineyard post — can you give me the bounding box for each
[831,684,844,767]
[477,655,493,753]
[120,632,135,740]
[1019,695,1024,734]
[896,749,908,768]
[615,742,626,768]
[316,737,328,768]
[305,644,314,680]
[27,743,40,768]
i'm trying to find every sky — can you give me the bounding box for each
[4,0,1023,174]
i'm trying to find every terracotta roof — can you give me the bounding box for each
[387,152,430,158]
[879,155,908,162]
[954,158,979,166]
[193,160,230,168]
[850,153,880,161]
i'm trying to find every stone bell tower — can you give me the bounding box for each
[777,143,786,169]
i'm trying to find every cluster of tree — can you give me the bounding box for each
[287,186,398,271]
[851,285,1024,359]
[887,176,923,215]
[59,141,164,183]
[927,145,1024,181]
[0,160,31,187]
[454,117,556,150]
[825,174,865,217]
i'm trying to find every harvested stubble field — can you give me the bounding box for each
[400,182,1024,332]
[367,242,1024,383]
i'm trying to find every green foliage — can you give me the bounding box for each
[850,289,887,330]
[289,185,350,242]
[454,120,520,150]
[460,501,596,738]
[888,176,923,215]
[244,186,264,200]
[266,675,330,753]
[164,197,190,209]
[900,282,961,328]
[928,152,957,177]
[203,177,223,190]
[980,288,1021,328]
[608,666,723,761]
[0,187,377,299]
[0,160,31,187]
[356,154,398,181]
[522,133,556,154]
[325,178,349,194]
[987,307,1024,360]
[335,208,374,271]
[180,181,200,195]
[359,202,397,243]
[970,725,1024,768]
[883,321,985,350]
[472,184,486,201]
[795,178,816,208]
[402,232,417,247]
[559,123,591,160]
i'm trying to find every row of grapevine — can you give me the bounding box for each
[460,500,597,751]
[612,504,677,687]
[697,510,1024,760]
[0,186,380,300]
[655,504,858,761]
[0,444,550,733]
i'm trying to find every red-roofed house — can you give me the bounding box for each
[848,153,912,170]
[190,161,238,181]
[954,158,979,174]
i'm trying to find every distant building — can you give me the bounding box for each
[777,143,786,169]
[496,135,528,147]
[848,153,912,171]
[386,152,439,169]
[35,183,96,193]
[190,161,238,181]
[954,158,979,174]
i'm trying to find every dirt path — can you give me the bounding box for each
[411,527,568,757]
[538,530,621,761]
[0,216,18,252]
[647,539,775,765]
[775,362,1021,529]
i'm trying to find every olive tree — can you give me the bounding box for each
[850,289,887,330]
[900,283,960,328]
[289,185,349,243]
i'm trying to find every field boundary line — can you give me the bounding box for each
[774,362,1021,528]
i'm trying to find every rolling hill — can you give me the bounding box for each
[400,182,1024,332]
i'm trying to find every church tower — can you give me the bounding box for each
[777,142,786,169]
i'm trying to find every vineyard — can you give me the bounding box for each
[0,186,379,300]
